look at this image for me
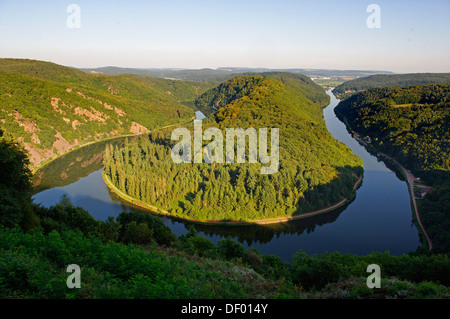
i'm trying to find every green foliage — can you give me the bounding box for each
[103,74,363,221]
[185,236,217,258]
[116,211,177,246]
[121,222,154,246]
[97,216,121,242]
[257,72,330,107]
[0,226,291,299]
[306,276,449,299]
[217,236,245,260]
[387,280,413,297]
[0,138,38,229]
[32,197,176,247]
[292,252,344,290]
[415,281,440,298]
[0,58,211,167]
[1,126,447,299]
[1,225,448,299]
[255,254,291,280]
[175,227,217,258]
[419,184,450,253]
[33,195,100,235]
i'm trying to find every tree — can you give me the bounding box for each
[99,216,121,242]
[0,138,39,229]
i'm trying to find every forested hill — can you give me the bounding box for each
[0,59,214,167]
[332,73,450,100]
[104,74,363,222]
[334,84,450,253]
[195,72,329,116]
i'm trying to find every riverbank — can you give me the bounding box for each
[102,169,363,226]
[337,114,432,251]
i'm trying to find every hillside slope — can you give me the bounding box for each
[0,59,213,167]
[332,73,450,100]
[104,74,363,221]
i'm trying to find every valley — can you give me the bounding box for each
[1,59,448,299]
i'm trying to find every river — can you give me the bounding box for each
[32,90,421,262]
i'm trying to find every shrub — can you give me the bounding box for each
[216,236,245,260]
[416,281,440,298]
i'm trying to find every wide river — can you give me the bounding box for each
[32,90,421,262]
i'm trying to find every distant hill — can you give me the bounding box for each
[80,66,392,82]
[332,73,450,99]
[0,59,214,167]
[194,72,329,117]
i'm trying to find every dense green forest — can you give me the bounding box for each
[104,74,363,221]
[332,73,450,100]
[0,59,214,168]
[334,84,450,253]
[1,136,449,299]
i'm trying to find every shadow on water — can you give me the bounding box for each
[185,202,352,246]
[32,136,140,194]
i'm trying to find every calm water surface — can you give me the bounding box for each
[33,91,421,261]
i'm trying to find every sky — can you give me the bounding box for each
[0,0,449,73]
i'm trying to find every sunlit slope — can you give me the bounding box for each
[104,74,363,221]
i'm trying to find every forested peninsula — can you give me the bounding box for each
[103,74,363,222]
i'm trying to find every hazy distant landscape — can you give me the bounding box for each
[79,65,393,82]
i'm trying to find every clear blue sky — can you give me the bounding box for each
[0,0,449,72]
